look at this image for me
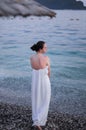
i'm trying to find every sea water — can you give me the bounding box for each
[0,10,86,116]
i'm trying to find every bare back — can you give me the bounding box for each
[30,54,50,76]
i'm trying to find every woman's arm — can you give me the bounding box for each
[46,56,50,77]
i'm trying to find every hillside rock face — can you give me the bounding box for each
[0,0,56,17]
[36,0,86,9]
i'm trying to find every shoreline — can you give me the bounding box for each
[0,102,86,130]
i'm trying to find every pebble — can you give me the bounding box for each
[0,102,86,130]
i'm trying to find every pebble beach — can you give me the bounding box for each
[0,102,86,130]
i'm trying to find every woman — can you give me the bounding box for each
[30,41,51,130]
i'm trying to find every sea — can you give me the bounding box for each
[0,10,86,116]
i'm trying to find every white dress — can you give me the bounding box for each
[31,66,51,126]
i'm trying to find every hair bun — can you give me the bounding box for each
[30,41,45,52]
[30,44,37,51]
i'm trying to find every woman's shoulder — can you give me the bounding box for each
[44,55,48,58]
[44,55,49,60]
[31,54,37,57]
[30,54,36,60]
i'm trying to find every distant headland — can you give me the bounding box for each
[36,0,86,10]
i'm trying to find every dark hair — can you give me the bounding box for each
[30,41,45,52]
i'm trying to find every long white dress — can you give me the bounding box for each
[31,66,51,126]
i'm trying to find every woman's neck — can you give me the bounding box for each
[37,52,43,55]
